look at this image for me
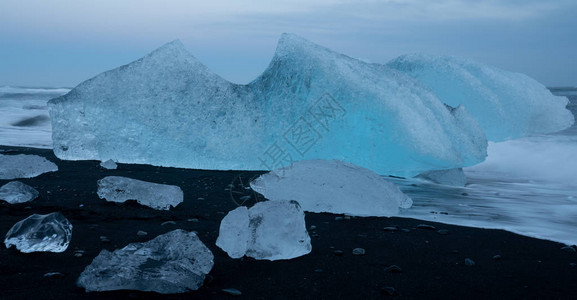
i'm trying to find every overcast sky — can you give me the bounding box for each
[1,0,576,87]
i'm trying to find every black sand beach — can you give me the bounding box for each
[1,146,576,299]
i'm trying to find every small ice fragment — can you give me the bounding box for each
[99,159,117,170]
[97,176,183,210]
[415,168,467,186]
[216,200,311,261]
[4,212,72,253]
[0,154,58,179]
[250,160,412,217]
[77,229,214,293]
[0,181,39,204]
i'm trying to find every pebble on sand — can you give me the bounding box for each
[380,286,396,296]
[222,288,242,296]
[384,265,403,273]
[417,224,436,230]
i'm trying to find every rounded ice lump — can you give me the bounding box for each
[216,200,311,261]
[77,229,214,294]
[0,181,39,204]
[250,159,412,217]
[4,212,72,253]
[387,54,575,141]
[48,33,486,177]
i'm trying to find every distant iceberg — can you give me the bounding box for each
[49,34,487,177]
[388,55,574,141]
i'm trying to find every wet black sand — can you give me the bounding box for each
[1,146,576,299]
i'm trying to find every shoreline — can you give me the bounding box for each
[1,146,576,299]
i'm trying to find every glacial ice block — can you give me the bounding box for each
[387,54,575,141]
[0,181,39,203]
[77,229,214,293]
[0,154,58,179]
[250,160,412,217]
[97,176,183,210]
[216,200,311,261]
[4,212,72,253]
[48,34,486,177]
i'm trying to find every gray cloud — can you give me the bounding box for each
[0,0,575,86]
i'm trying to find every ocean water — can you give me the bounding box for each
[398,88,577,245]
[0,86,576,245]
[0,86,69,148]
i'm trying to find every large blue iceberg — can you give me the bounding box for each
[388,54,574,141]
[48,34,489,176]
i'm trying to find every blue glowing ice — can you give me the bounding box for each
[388,54,574,141]
[48,34,487,177]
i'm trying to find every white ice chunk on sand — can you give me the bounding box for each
[216,200,311,261]
[49,33,487,177]
[388,54,575,141]
[99,159,117,170]
[97,176,183,210]
[250,160,412,217]
[215,206,249,259]
[0,154,58,179]
[415,168,467,187]
[4,212,72,253]
[0,181,39,203]
[77,229,214,293]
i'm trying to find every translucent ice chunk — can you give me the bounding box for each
[216,200,311,261]
[0,181,39,203]
[215,206,249,259]
[97,176,183,210]
[388,54,575,141]
[4,212,72,253]
[415,168,467,187]
[0,154,58,179]
[99,159,117,170]
[77,229,214,293]
[48,34,486,177]
[250,160,412,217]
